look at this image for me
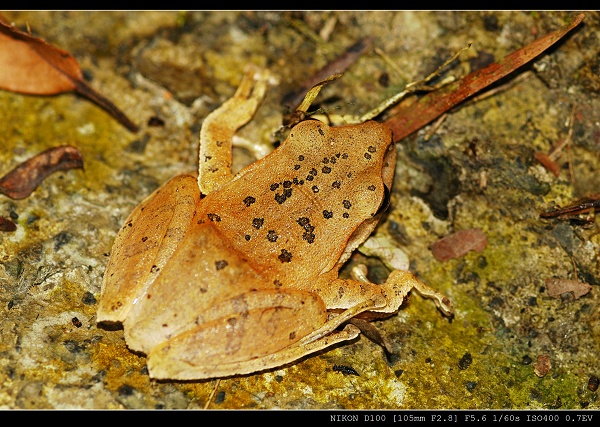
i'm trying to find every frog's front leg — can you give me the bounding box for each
[312,269,453,318]
[198,65,271,195]
[356,235,453,316]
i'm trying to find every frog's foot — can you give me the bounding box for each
[349,263,453,317]
[356,235,453,317]
[198,65,272,195]
[381,270,454,317]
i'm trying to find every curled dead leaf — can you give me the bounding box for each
[0,15,138,132]
[430,228,488,262]
[0,216,17,232]
[0,146,84,199]
[545,278,592,300]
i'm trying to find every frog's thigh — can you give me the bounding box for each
[145,289,355,380]
[97,174,199,323]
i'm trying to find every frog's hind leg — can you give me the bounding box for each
[145,289,386,380]
[97,174,200,323]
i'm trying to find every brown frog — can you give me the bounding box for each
[97,66,453,380]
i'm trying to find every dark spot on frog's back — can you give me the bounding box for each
[297,217,310,226]
[207,213,221,222]
[278,249,293,263]
[303,233,315,243]
[275,193,287,204]
[318,127,325,136]
[243,196,256,207]
[215,260,228,270]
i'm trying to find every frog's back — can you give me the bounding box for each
[200,119,394,286]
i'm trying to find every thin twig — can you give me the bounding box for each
[373,47,405,79]
[355,44,471,123]
[548,105,576,161]
[204,378,221,410]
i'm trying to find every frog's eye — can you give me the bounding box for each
[375,184,391,216]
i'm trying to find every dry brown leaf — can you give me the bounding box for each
[533,354,552,377]
[0,15,138,132]
[348,317,393,355]
[534,151,561,177]
[430,228,488,262]
[0,145,84,199]
[0,216,17,232]
[545,278,592,300]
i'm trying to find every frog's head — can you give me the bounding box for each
[282,118,395,217]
